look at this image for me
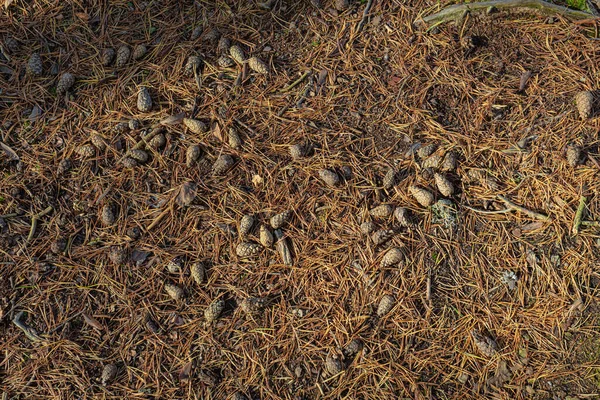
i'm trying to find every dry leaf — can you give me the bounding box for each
[82,312,103,331]
[176,181,197,207]
[0,141,19,161]
[160,113,185,125]
[212,123,224,142]
[179,360,193,381]
[74,12,90,20]
[518,71,532,92]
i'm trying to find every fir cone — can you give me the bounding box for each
[115,45,130,67]
[164,283,185,300]
[434,173,454,197]
[371,229,393,246]
[259,225,274,247]
[228,128,242,149]
[377,294,395,317]
[217,37,231,55]
[380,248,404,268]
[186,144,202,167]
[319,168,340,187]
[239,214,255,236]
[77,144,96,158]
[101,364,118,386]
[239,296,265,315]
[217,56,234,68]
[409,185,434,207]
[185,55,202,76]
[101,204,116,226]
[204,298,225,322]
[129,149,149,163]
[132,44,147,60]
[566,145,582,167]
[190,262,205,285]
[101,48,115,66]
[325,352,344,375]
[229,45,245,63]
[56,73,75,94]
[369,204,393,218]
[212,154,234,175]
[236,241,262,257]
[27,53,43,75]
[441,151,457,171]
[248,56,269,74]
[90,134,107,150]
[575,90,594,119]
[472,330,498,357]
[270,210,291,229]
[383,168,396,189]
[137,87,152,112]
[183,118,207,134]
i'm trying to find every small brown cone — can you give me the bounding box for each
[164,283,185,300]
[319,168,340,187]
[56,73,75,94]
[239,297,265,315]
[575,90,594,119]
[289,144,306,159]
[101,364,118,386]
[325,352,344,375]
[259,225,274,247]
[248,56,269,74]
[137,87,152,112]
[228,128,242,149]
[190,262,205,285]
[77,144,96,158]
[434,173,454,197]
[27,53,43,75]
[566,145,582,167]
[270,210,291,229]
[108,246,127,265]
[393,207,411,227]
[239,214,255,236]
[377,294,395,317]
[185,55,202,76]
[186,145,202,167]
[183,118,207,134]
[190,25,202,41]
[409,185,434,207]
[229,45,245,63]
[101,48,115,66]
[115,45,130,67]
[90,134,107,150]
[217,56,234,68]
[132,44,147,60]
[422,153,442,169]
[236,241,262,257]
[101,204,116,226]
[148,133,166,148]
[204,298,225,322]
[335,0,350,11]
[217,37,231,55]
[369,204,393,218]
[383,168,396,189]
[380,248,404,268]
[441,151,457,171]
[360,221,376,235]
[472,330,498,357]
[129,149,149,163]
[417,144,436,159]
[121,157,138,168]
[212,154,234,175]
[371,229,393,246]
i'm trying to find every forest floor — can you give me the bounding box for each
[1,0,600,399]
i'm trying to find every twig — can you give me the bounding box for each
[462,204,513,215]
[497,195,550,221]
[25,206,54,245]
[581,220,600,227]
[147,205,172,231]
[234,118,258,137]
[13,311,43,342]
[357,0,375,32]
[572,196,587,235]
[280,71,311,93]
[420,0,594,26]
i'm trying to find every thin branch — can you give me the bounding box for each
[497,195,550,221]
[420,0,594,26]
[357,0,375,32]
[572,196,587,235]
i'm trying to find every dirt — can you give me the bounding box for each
[1,0,600,399]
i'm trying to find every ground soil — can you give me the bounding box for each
[1,0,600,399]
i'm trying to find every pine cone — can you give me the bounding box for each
[101,204,116,226]
[441,151,457,171]
[128,119,141,130]
[101,48,115,66]
[335,0,350,11]
[185,55,202,76]
[377,294,395,317]
[248,56,269,74]
[228,128,242,149]
[27,53,43,75]
[190,25,202,41]
[217,37,231,54]
[121,157,138,168]
[417,144,436,159]
[164,283,185,300]
[212,154,234,175]
[434,173,454,197]
[230,393,248,400]
[369,204,393,218]
[236,241,261,257]
[383,168,396,189]
[129,149,149,163]
[360,221,376,235]
[190,262,205,285]
[202,28,221,44]
[56,73,75,94]
[115,45,130,67]
[270,210,291,229]
[325,352,344,375]
[186,144,202,167]
[57,159,71,175]
[108,246,127,265]
[148,133,166,148]
[132,44,147,60]
[183,118,207,134]
[319,168,340,187]
[371,229,393,246]
[77,144,96,158]
[101,364,118,386]
[229,45,245,63]
[217,56,234,68]
[239,297,265,315]
[50,238,67,254]
[259,225,274,247]
[166,258,183,274]
[380,248,404,268]
[239,214,255,236]
[145,317,160,333]
[113,121,129,134]
[137,87,152,112]
[90,134,107,150]
[4,37,19,53]
[409,185,434,207]
[204,298,225,322]
[471,330,498,357]
[289,144,306,159]
[343,339,363,359]
[393,207,413,227]
[575,90,594,119]
[566,145,582,167]
[423,153,442,169]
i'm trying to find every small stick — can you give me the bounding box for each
[234,118,258,137]
[462,204,513,215]
[13,311,43,342]
[581,220,600,227]
[147,205,172,231]
[25,206,54,244]
[357,0,375,32]
[572,196,587,235]
[279,71,311,93]
[497,195,550,221]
